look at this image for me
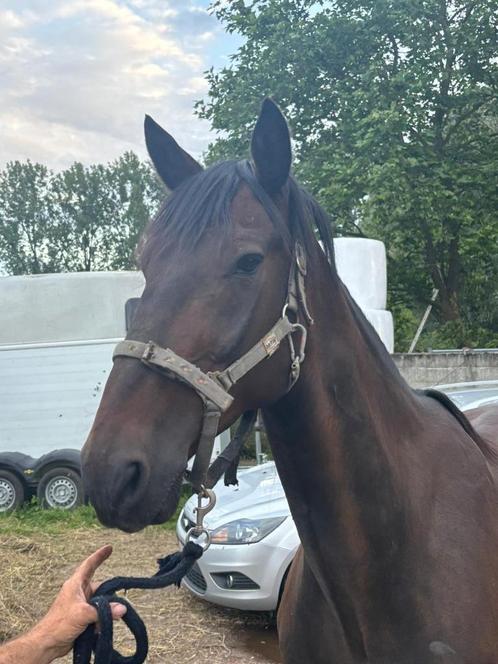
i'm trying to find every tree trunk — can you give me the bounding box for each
[438,286,460,321]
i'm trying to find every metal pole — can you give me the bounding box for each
[255,410,262,464]
[408,288,439,353]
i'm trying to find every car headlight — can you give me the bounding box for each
[210,516,287,545]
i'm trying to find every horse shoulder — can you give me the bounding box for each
[277,547,356,664]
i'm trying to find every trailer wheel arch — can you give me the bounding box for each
[35,459,81,478]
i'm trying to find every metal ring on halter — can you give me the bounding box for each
[185,527,211,551]
[282,301,299,322]
[291,323,307,363]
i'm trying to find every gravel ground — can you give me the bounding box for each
[0,527,281,663]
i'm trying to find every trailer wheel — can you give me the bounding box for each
[0,470,25,512]
[37,468,83,509]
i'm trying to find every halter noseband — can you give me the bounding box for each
[112,242,312,499]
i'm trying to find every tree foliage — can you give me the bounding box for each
[0,153,165,275]
[197,0,498,349]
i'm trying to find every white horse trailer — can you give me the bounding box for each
[0,272,142,510]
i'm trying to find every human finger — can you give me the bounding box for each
[80,603,99,625]
[95,603,127,633]
[110,603,127,620]
[74,545,113,583]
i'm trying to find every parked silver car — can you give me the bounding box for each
[177,462,297,610]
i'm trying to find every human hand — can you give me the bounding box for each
[29,544,126,662]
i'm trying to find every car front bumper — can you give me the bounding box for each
[176,519,296,611]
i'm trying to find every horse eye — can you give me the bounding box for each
[234,253,264,275]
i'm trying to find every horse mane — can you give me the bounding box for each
[139,159,335,271]
[422,388,498,462]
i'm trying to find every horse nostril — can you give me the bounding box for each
[127,462,142,494]
[115,460,148,504]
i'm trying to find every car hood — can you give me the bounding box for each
[183,461,290,529]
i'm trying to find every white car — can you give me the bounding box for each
[177,462,297,610]
[178,381,498,610]
[434,380,498,410]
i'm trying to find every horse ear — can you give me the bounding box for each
[144,115,203,190]
[251,98,291,195]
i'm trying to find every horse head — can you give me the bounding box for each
[82,100,331,532]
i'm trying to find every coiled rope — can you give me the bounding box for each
[73,541,203,664]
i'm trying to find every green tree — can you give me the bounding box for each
[0,161,57,274]
[0,153,165,275]
[198,0,498,348]
[106,152,164,270]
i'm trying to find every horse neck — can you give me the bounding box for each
[262,248,422,623]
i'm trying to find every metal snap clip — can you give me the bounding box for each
[186,487,216,551]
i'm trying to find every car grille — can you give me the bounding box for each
[211,572,260,590]
[185,562,207,593]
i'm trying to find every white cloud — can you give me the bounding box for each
[0,0,226,170]
[0,9,24,31]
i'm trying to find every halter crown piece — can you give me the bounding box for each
[113,242,312,545]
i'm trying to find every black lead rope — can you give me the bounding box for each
[73,542,203,664]
[205,410,258,489]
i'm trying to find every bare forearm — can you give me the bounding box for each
[0,628,56,664]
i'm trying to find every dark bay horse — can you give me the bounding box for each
[82,100,498,663]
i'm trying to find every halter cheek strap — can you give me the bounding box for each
[112,242,312,494]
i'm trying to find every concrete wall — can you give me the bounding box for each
[393,351,498,389]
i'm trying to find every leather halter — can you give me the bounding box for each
[112,242,312,493]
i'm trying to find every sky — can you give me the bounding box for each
[0,0,241,170]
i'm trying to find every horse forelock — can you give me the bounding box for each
[138,159,336,275]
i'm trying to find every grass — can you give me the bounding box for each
[0,490,190,536]
[0,502,101,535]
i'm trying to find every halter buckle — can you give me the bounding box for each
[142,341,156,362]
[263,332,280,356]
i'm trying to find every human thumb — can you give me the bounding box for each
[110,602,127,620]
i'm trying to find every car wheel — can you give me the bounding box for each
[37,468,83,510]
[0,469,25,512]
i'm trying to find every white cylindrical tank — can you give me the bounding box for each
[333,238,387,310]
[333,238,393,353]
[363,310,394,354]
